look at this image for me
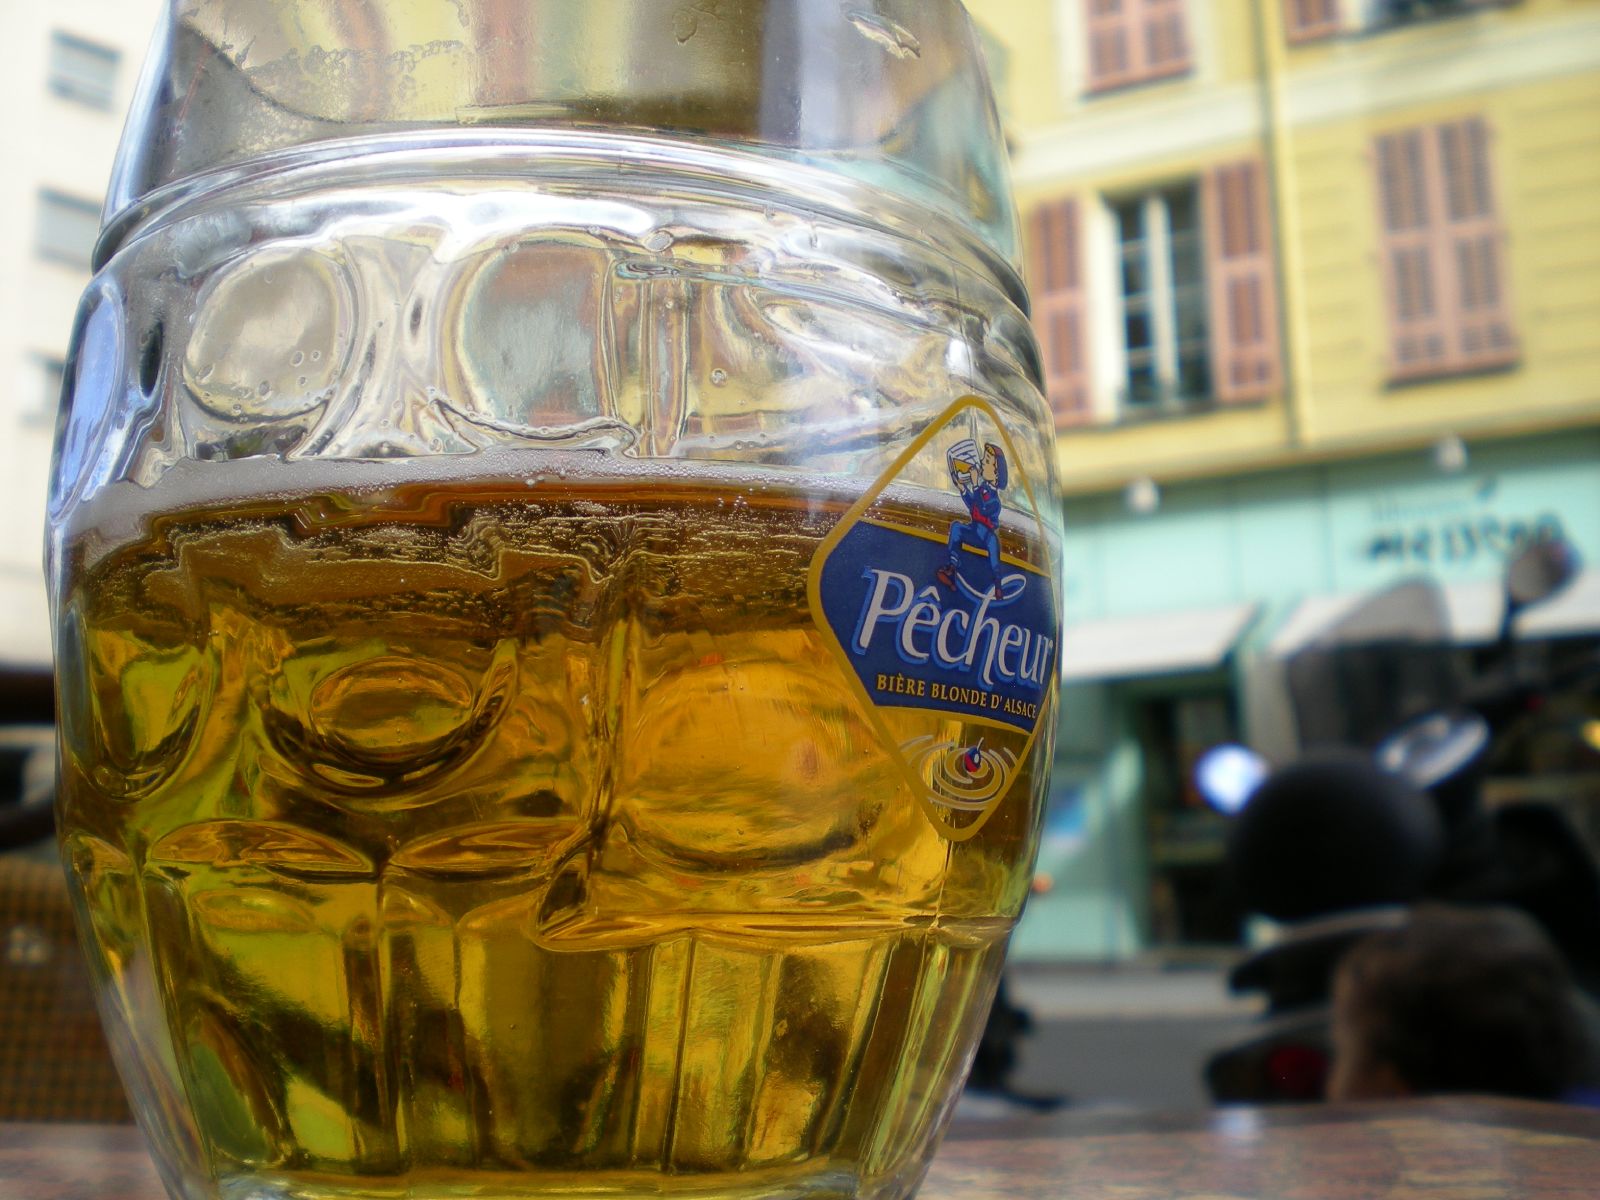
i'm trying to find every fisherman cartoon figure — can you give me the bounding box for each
[937,439,1008,594]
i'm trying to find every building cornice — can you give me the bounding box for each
[1013,10,1600,190]
[1055,403,1600,498]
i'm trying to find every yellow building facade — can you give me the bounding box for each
[966,0,1600,955]
[971,0,1600,493]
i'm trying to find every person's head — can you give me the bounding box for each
[1328,905,1590,1102]
[981,443,1006,488]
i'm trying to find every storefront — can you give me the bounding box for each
[1012,427,1600,961]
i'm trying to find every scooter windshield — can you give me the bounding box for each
[1287,578,1461,749]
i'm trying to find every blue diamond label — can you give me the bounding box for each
[807,396,1060,840]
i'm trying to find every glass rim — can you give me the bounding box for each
[95,125,1026,313]
[106,0,1019,272]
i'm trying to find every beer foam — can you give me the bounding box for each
[62,448,1047,568]
[62,452,854,562]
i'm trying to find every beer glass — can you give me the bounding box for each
[48,3,1061,1197]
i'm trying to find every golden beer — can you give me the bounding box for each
[56,466,1044,1197]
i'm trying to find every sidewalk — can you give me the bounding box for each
[1007,958,1263,1021]
[990,960,1264,1111]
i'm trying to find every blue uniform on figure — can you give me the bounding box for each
[937,443,1008,593]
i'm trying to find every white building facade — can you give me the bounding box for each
[0,1,162,682]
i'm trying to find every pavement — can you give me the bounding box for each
[956,959,1265,1116]
[1007,959,1261,1021]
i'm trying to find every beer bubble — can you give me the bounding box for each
[643,230,673,252]
[710,369,728,386]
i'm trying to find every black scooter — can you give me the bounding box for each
[1205,539,1600,1103]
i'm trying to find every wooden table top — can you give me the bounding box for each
[2,1097,1597,1198]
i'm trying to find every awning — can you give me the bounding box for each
[1060,603,1259,682]
[1269,568,1600,658]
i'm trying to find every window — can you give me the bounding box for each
[1112,185,1209,410]
[1374,116,1516,380]
[1286,0,1516,44]
[49,31,120,110]
[1284,0,1341,41]
[1027,199,1090,427]
[31,357,67,428]
[1085,0,1191,93]
[36,189,101,268]
[1027,159,1280,424]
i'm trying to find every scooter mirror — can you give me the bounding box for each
[1505,537,1580,611]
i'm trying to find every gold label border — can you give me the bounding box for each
[805,395,1061,842]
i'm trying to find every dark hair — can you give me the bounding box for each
[1336,905,1591,1100]
[983,442,1008,489]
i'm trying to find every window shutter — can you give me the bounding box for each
[1375,129,1453,379]
[1140,0,1191,80]
[1204,160,1282,404]
[1086,0,1137,92]
[1284,0,1341,43]
[1086,0,1190,92]
[1028,199,1092,427]
[1375,118,1515,380]
[1437,117,1516,371]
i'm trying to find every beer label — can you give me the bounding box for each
[808,396,1060,841]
